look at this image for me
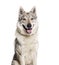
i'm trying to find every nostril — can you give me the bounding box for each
[27,23,32,28]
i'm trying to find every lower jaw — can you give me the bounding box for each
[26,31,32,34]
[26,30,32,34]
[26,32,31,34]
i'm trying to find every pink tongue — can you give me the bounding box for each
[26,30,32,34]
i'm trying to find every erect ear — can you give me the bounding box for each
[19,7,25,14]
[30,7,36,14]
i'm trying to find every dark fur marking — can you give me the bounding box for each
[13,53,20,64]
[18,15,25,21]
[18,18,21,21]
[15,38,21,46]
[27,13,29,14]
[15,38,22,55]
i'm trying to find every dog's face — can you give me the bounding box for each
[17,7,38,36]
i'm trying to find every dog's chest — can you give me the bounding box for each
[23,37,36,54]
[22,36,37,64]
[24,44,36,64]
[17,34,38,64]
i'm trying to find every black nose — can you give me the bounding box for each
[27,23,32,28]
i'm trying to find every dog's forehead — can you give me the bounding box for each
[24,12,34,18]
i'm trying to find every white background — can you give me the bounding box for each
[0,0,59,65]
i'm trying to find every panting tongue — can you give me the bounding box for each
[26,29,32,34]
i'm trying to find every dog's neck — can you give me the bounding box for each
[15,27,38,45]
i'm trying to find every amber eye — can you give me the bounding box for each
[23,18,26,20]
[31,18,34,20]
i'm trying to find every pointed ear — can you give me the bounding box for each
[30,7,36,13]
[19,7,25,14]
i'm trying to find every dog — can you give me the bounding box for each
[11,7,38,65]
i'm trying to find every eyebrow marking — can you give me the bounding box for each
[27,13,29,14]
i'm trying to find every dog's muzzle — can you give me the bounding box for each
[22,24,32,34]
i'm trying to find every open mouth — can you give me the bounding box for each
[22,25,32,34]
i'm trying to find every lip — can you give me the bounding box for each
[22,25,32,34]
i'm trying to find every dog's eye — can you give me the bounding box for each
[23,18,26,20]
[31,18,34,20]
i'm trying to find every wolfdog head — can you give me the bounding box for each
[17,7,38,36]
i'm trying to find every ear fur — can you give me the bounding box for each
[19,7,25,14]
[30,7,36,13]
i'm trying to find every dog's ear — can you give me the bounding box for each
[19,7,25,14]
[30,7,36,14]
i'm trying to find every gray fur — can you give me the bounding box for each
[11,7,38,65]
